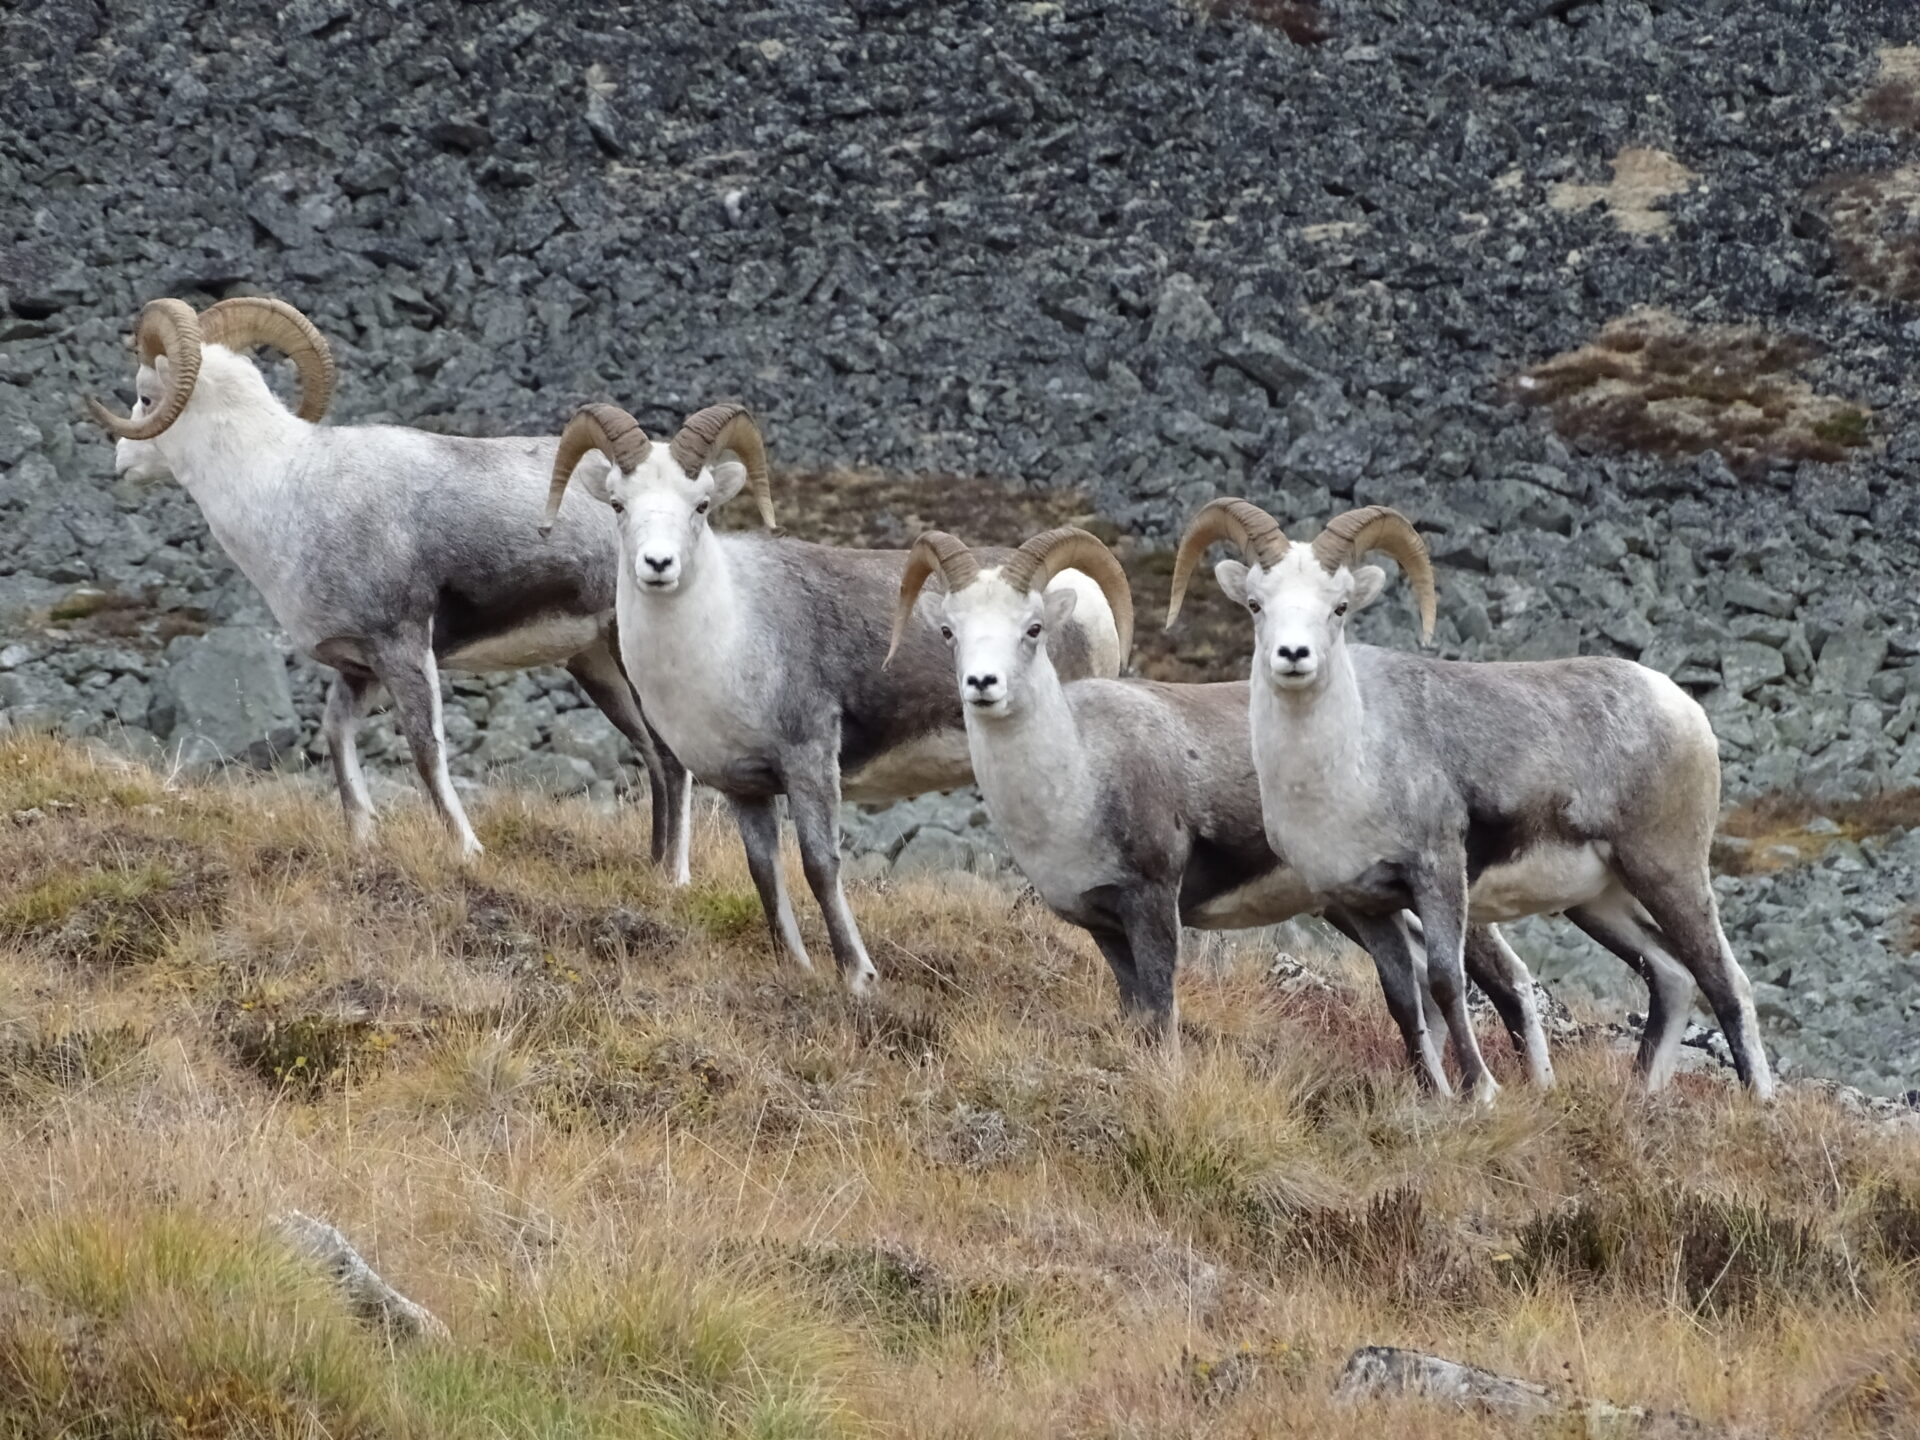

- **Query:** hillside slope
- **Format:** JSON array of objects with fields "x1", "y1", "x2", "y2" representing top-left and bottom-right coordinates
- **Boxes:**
[{"x1": 0, "y1": 734, "x2": 1917, "y2": 1437}]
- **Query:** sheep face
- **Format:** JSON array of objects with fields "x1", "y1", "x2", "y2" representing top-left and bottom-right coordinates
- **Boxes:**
[
  {"x1": 604, "y1": 453, "x2": 749, "y2": 594},
  {"x1": 1214, "y1": 547, "x2": 1385, "y2": 692},
  {"x1": 110, "y1": 359, "x2": 179, "y2": 483},
  {"x1": 938, "y1": 572, "x2": 1080, "y2": 719}
]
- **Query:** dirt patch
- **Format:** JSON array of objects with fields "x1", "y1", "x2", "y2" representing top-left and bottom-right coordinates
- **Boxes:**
[
  {"x1": 1548, "y1": 147, "x2": 1698, "y2": 237},
  {"x1": 1818, "y1": 164, "x2": 1920, "y2": 303},
  {"x1": 1514, "y1": 307, "x2": 1872, "y2": 479},
  {"x1": 1849, "y1": 46, "x2": 1920, "y2": 131}
]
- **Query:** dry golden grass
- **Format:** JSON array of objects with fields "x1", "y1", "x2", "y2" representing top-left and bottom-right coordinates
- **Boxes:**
[
  {"x1": 1515, "y1": 307, "x2": 1872, "y2": 480},
  {"x1": 1717, "y1": 789, "x2": 1920, "y2": 878},
  {"x1": 0, "y1": 732, "x2": 1916, "y2": 1437}
]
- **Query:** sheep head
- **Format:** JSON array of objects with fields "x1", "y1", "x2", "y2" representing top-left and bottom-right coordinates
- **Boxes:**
[
  {"x1": 543, "y1": 401, "x2": 773, "y2": 593},
  {"x1": 85, "y1": 295, "x2": 335, "y2": 444},
  {"x1": 891, "y1": 526, "x2": 1134, "y2": 720},
  {"x1": 1170, "y1": 498, "x2": 1434, "y2": 693}
]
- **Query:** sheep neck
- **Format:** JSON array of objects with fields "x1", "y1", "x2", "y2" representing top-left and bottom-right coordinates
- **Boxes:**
[
  {"x1": 617, "y1": 529, "x2": 750, "y2": 744},
  {"x1": 161, "y1": 406, "x2": 308, "y2": 600},
  {"x1": 965, "y1": 652, "x2": 1095, "y2": 879},
  {"x1": 1250, "y1": 642, "x2": 1373, "y2": 884}
]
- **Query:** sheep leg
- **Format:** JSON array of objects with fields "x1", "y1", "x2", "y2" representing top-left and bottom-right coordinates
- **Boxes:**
[
  {"x1": 1410, "y1": 859, "x2": 1498, "y2": 1103},
  {"x1": 1087, "y1": 927, "x2": 1146, "y2": 1015},
  {"x1": 1336, "y1": 909, "x2": 1452, "y2": 1096},
  {"x1": 1569, "y1": 894, "x2": 1700, "y2": 1093},
  {"x1": 730, "y1": 795, "x2": 812, "y2": 972},
  {"x1": 322, "y1": 669, "x2": 379, "y2": 848},
  {"x1": 1117, "y1": 889, "x2": 1182, "y2": 1056},
  {"x1": 370, "y1": 636, "x2": 482, "y2": 860},
  {"x1": 565, "y1": 642, "x2": 692, "y2": 883},
  {"x1": 1463, "y1": 924, "x2": 1555, "y2": 1088},
  {"x1": 786, "y1": 763, "x2": 878, "y2": 996},
  {"x1": 1608, "y1": 863, "x2": 1773, "y2": 1101}
]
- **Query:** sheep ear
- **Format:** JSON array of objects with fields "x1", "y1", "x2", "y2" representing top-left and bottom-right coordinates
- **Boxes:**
[
  {"x1": 711, "y1": 459, "x2": 748, "y2": 506},
  {"x1": 1042, "y1": 586, "x2": 1078, "y2": 630},
  {"x1": 573, "y1": 454, "x2": 616, "y2": 506},
  {"x1": 1350, "y1": 564, "x2": 1387, "y2": 610},
  {"x1": 1214, "y1": 558, "x2": 1250, "y2": 607}
]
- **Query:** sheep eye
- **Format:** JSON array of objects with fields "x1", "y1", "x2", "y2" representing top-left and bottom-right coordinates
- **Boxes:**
[
  {"x1": 1334, "y1": 602, "x2": 1349, "y2": 617},
  {"x1": 608, "y1": 500, "x2": 625, "y2": 515},
  {"x1": 695, "y1": 500, "x2": 710, "y2": 515},
  {"x1": 1026, "y1": 623, "x2": 1042, "y2": 639},
  {"x1": 939, "y1": 625, "x2": 953, "y2": 641},
  {"x1": 1246, "y1": 600, "x2": 1261, "y2": 614}
]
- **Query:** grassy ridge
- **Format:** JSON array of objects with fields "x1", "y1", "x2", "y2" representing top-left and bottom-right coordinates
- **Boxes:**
[{"x1": 0, "y1": 733, "x2": 1914, "y2": 1437}]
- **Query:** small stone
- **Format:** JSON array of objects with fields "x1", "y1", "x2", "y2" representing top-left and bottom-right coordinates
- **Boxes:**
[
  {"x1": 1722, "y1": 641, "x2": 1786, "y2": 695},
  {"x1": 1815, "y1": 629, "x2": 1890, "y2": 694}
]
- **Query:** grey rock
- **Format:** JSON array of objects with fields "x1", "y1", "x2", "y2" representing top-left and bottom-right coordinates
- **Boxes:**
[
  {"x1": 1148, "y1": 273, "x2": 1221, "y2": 345},
  {"x1": 893, "y1": 826, "x2": 983, "y2": 877},
  {"x1": 1721, "y1": 642, "x2": 1785, "y2": 696},
  {"x1": 148, "y1": 627, "x2": 299, "y2": 768},
  {"x1": 1815, "y1": 629, "x2": 1889, "y2": 695},
  {"x1": 547, "y1": 707, "x2": 625, "y2": 779},
  {"x1": 489, "y1": 752, "x2": 599, "y2": 796}
]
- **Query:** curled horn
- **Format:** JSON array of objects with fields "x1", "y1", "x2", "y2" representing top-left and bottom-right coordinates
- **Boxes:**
[
  {"x1": 669, "y1": 403, "x2": 775, "y2": 530},
  {"x1": 198, "y1": 296, "x2": 336, "y2": 422},
  {"x1": 84, "y1": 298, "x2": 203, "y2": 441},
  {"x1": 1166, "y1": 498, "x2": 1289, "y2": 629},
  {"x1": 1311, "y1": 506, "x2": 1436, "y2": 644},
  {"x1": 999, "y1": 526, "x2": 1135, "y2": 666},
  {"x1": 887, "y1": 531, "x2": 979, "y2": 667},
  {"x1": 543, "y1": 403, "x2": 651, "y2": 536}
]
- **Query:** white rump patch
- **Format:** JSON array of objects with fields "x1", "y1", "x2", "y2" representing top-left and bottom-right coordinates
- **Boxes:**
[
  {"x1": 1467, "y1": 842, "x2": 1613, "y2": 924},
  {"x1": 1185, "y1": 868, "x2": 1320, "y2": 931},
  {"x1": 443, "y1": 617, "x2": 602, "y2": 672},
  {"x1": 842, "y1": 731, "x2": 975, "y2": 804}
]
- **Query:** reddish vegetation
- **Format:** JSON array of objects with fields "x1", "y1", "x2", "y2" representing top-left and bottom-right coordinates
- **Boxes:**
[
  {"x1": 1199, "y1": 0, "x2": 1332, "y2": 47},
  {"x1": 1516, "y1": 309, "x2": 1872, "y2": 479}
]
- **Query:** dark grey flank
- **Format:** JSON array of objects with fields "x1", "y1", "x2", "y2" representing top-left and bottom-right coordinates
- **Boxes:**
[{"x1": 302, "y1": 432, "x2": 686, "y2": 865}]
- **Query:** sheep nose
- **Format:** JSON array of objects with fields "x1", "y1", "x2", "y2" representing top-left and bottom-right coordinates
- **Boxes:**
[
  {"x1": 964, "y1": 673, "x2": 999, "y2": 693},
  {"x1": 642, "y1": 553, "x2": 674, "y2": 574},
  {"x1": 1275, "y1": 644, "x2": 1311, "y2": 664}
]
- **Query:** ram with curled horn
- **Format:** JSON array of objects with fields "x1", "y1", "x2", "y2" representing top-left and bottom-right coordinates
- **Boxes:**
[
  {"x1": 1169, "y1": 496, "x2": 1775, "y2": 1102},
  {"x1": 894, "y1": 523, "x2": 1552, "y2": 1080},
  {"x1": 544, "y1": 403, "x2": 1127, "y2": 995},
  {"x1": 84, "y1": 295, "x2": 693, "y2": 873}
]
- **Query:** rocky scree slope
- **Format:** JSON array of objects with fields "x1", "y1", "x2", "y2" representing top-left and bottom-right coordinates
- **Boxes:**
[{"x1": 1, "y1": 0, "x2": 1918, "y2": 1089}]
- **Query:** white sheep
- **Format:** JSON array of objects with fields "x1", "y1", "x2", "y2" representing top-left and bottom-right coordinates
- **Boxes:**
[
  {"x1": 86, "y1": 297, "x2": 692, "y2": 868},
  {"x1": 542, "y1": 403, "x2": 1123, "y2": 994},
  {"x1": 1169, "y1": 498, "x2": 1772, "y2": 1101},
  {"x1": 890, "y1": 524, "x2": 1555, "y2": 1087}
]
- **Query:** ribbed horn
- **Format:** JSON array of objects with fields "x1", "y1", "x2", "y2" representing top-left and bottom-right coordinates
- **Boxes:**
[
  {"x1": 1311, "y1": 506, "x2": 1436, "y2": 644},
  {"x1": 999, "y1": 526, "x2": 1135, "y2": 667},
  {"x1": 84, "y1": 299, "x2": 203, "y2": 441},
  {"x1": 887, "y1": 531, "x2": 979, "y2": 668},
  {"x1": 542, "y1": 403, "x2": 651, "y2": 537},
  {"x1": 197, "y1": 296, "x2": 336, "y2": 422},
  {"x1": 1166, "y1": 498, "x2": 1289, "y2": 628},
  {"x1": 668, "y1": 403, "x2": 775, "y2": 530}
]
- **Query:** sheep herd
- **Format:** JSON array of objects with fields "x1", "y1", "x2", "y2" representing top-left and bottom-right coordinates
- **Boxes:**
[{"x1": 85, "y1": 295, "x2": 1773, "y2": 1104}]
